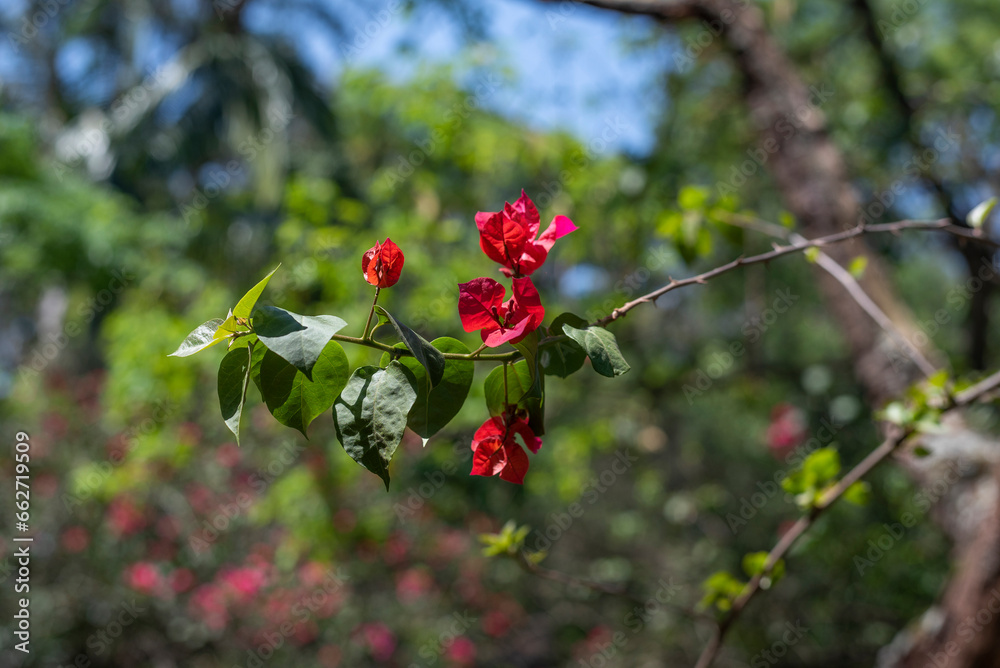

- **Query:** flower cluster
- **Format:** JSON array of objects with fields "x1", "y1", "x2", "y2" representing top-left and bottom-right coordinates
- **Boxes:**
[{"x1": 460, "y1": 190, "x2": 577, "y2": 484}]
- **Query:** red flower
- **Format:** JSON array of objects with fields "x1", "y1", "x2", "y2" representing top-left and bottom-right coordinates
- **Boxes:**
[
  {"x1": 458, "y1": 277, "x2": 545, "y2": 347},
  {"x1": 361, "y1": 238, "x2": 404, "y2": 288},
  {"x1": 471, "y1": 414, "x2": 542, "y2": 485},
  {"x1": 475, "y1": 190, "x2": 577, "y2": 277}
]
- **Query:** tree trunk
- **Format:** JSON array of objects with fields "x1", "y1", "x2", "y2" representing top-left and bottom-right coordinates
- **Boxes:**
[{"x1": 575, "y1": 1, "x2": 1000, "y2": 665}]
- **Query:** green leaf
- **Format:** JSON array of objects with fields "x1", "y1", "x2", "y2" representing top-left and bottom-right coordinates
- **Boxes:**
[
  {"x1": 699, "y1": 571, "x2": 745, "y2": 612},
  {"x1": 742, "y1": 552, "x2": 785, "y2": 585},
  {"x1": 803, "y1": 447, "x2": 841, "y2": 485},
  {"x1": 803, "y1": 247, "x2": 820, "y2": 263},
  {"x1": 251, "y1": 305, "x2": 347, "y2": 379},
  {"x1": 541, "y1": 313, "x2": 587, "y2": 378},
  {"x1": 848, "y1": 256, "x2": 868, "y2": 279},
  {"x1": 170, "y1": 318, "x2": 225, "y2": 357},
  {"x1": 254, "y1": 341, "x2": 349, "y2": 437},
  {"x1": 843, "y1": 481, "x2": 871, "y2": 506},
  {"x1": 234, "y1": 265, "x2": 280, "y2": 319},
  {"x1": 483, "y1": 361, "x2": 545, "y2": 435},
  {"x1": 218, "y1": 342, "x2": 253, "y2": 443},
  {"x1": 380, "y1": 337, "x2": 474, "y2": 439},
  {"x1": 512, "y1": 329, "x2": 542, "y2": 400},
  {"x1": 332, "y1": 361, "x2": 418, "y2": 490},
  {"x1": 967, "y1": 197, "x2": 997, "y2": 229},
  {"x1": 561, "y1": 324, "x2": 631, "y2": 377},
  {"x1": 374, "y1": 306, "x2": 446, "y2": 388}
]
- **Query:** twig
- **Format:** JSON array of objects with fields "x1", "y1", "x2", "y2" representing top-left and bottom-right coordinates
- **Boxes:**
[
  {"x1": 692, "y1": 367, "x2": 1000, "y2": 668},
  {"x1": 596, "y1": 218, "x2": 999, "y2": 327},
  {"x1": 716, "y1": 211, "x2": 939, "y2": 378}
]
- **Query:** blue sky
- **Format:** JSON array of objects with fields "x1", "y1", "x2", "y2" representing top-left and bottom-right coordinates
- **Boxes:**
[{"x1": 252, "y1": 0, "x2": 670, "y2": 156}]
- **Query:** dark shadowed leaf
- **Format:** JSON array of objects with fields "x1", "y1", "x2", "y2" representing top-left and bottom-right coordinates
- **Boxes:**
[{"x1": 332, "y1": 361, "x2": 418, "y2": 490}]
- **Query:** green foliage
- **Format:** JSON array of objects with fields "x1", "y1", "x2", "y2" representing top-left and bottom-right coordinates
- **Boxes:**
[
  {"x1": 561, "y1": 324, "x2": 631, "y2": 377},
  {"x1": 700, "y1": 571, "x2": 746, "y2": 612},
  {"x1": 254, "y1": 341, "x2": 349, "y2": 437},
  {"x1": 332, "y1": 362, "x2": 419, "y2": 490},
  {"x1": 251, "y1": 306, "x2": 348, "y2": 379},
  {"x1": 781, "y1": 447, "x2": 842, "y2": 509},
  {"x1": 380, "y1": 338, "x2": 475, "y2": 440},
  {"x1": 218, "y1": 341, "x2": 254, "y2": 443},
  {"x1": 374, "y1": 306, "x2": 446, "y2": 388},
  {"x1": 541, "y1": 313, "x2": 588, "y2": 378}
]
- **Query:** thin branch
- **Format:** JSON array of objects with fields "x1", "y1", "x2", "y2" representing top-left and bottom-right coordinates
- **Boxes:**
[
  {"x1": 716, "y1": 211, "x2": 939, "y2": 378},
  {"x1": 693, "y1": 367, "x2": 1000, "y2": 668},
  {"x1": 596, "y1": 218, "x2": 999, "y2": 327}
]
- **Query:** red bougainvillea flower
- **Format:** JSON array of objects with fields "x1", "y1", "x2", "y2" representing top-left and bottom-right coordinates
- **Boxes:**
[
  {"x1": 476, "y1": 190, "x2": 578, "y2": 277},
  {"x1": 471, "y1": 413, "x2": 542, "y2": 485},
  {"x1": 361, "y1": 238, "x2": 404, "y2": 288},
  {"x1": 458, "y1": 276, "x2": 545, "y2": 347}
]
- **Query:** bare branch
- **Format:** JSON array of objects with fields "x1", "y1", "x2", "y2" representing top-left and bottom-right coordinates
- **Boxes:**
[{"x1": 693, "y1": 367, "x2": 1000, "y2": 668}]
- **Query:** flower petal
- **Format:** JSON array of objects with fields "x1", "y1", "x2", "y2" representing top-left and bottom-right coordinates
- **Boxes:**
[
  {"x1": 506, "y1": 190, "x2": 541, "y2": 239},
  {"x1": 476, "y1": 211, "x2": 527, "y2": 271},
  {"x1": 510, "y1": 277, "x2": 545, "y2": 331},
  {"x1": 471, "y1": 436, "x2": 507, "y2": 477},
  {"x1": 498, "y1": 443, "x2": 529, "y2": 484},
  {"x1": 510, "y1": 418, "x2": 542, "y2": 454},
  {"x1": 458, "y1": 278, "x2": 505, "y2": 333}
]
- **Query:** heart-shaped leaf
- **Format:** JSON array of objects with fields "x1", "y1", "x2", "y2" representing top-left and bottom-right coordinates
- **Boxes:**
[
  {"x1": 374, "y1": 306, "x2": 446, "y2": 387},
  {"x1": 380, "y1": 337, "x2": 474, "y2": 439},
  {"x1": 171, "y1": 318, "x2": 225, "y2": 357},
  {"x1": 218, "y1": 342, "x2": 254, "y2": 443},
  {"x1": 332, "y1": 361, "x2": 418, "y2": 490},
  {"x1": 561, "y1": 324, "x2": 631, "y2": 377},
  {"x1": 541, "y1": 313, "x2": 587, "y2": 378},
  {"x1": 252, "y1": 305, "x2": 347, "y2": 379},
  {"x1": 254, "y1": 340, "x2": 349, "y2": 437}
]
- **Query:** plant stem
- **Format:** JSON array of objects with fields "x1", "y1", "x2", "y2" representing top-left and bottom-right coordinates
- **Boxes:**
[{"x1": 361, "y1": 287, "x2": 381, "y2": 341}]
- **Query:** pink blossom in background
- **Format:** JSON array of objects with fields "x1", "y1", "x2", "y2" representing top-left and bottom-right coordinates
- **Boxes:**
[
  {"x1": 107, "y1": 497, "x2": 146, "y2": 536},
  {"x1": 446, "y1": 636, "x2": 477, "y2": 665},
  {"x1": 766, "y1": 403, "x2": 807, "y2": 458},
  {"x1": 359, "y1": 622, "x2": 396, "y2": 662},
  {"x1": 125, "y1": 562, "x2": 162, "y2": 595},
  {"x1": 395, "y1": 568, "x2": 434, "y2": 604},
  {"x1": 61, "y1": 526, "x2": 89, "y2": 553},
  {"x1": 189, "y1": 584, "x2": 228, "y2": 631},
  {"x1": 317, "y1": 644, "x2": 342, "y2": 667},
  {"x1": 215, "y1": 441, "x2": 241, "y2": 467},
  {"x1": 220, "y1": 566, "x2": 267, "y2": 603},
  {"x1": 171, "y1": 568, "x2": 196, "y2": 594}
]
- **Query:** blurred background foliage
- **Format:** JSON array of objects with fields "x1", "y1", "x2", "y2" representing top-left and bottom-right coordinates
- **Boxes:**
[{"x1": 0, "y1": 0, "x2": 998, "y2": 666}]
